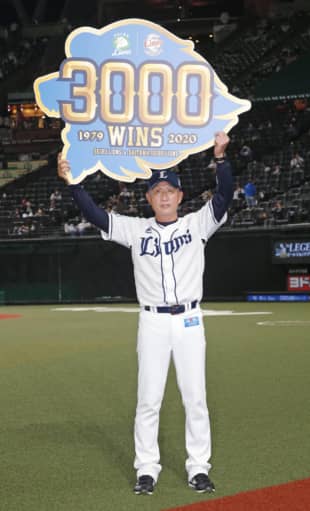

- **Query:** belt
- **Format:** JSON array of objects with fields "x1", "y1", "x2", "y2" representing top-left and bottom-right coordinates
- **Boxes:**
[{"x1": 144, "y1": 300, "x2": 198, "y2": 315}]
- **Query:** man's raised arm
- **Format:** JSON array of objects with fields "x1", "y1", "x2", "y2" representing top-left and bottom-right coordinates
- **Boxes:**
[
  {"x1": 211, "y1": 132, "x2": 234, "y2": 222},
  {"x1": 57, "y1": 154, "x2": 109, "y2": 233}
]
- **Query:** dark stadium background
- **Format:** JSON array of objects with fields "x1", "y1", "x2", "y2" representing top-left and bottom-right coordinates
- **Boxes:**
[
  {"x1": 0, "y1": 4, "x2": 310, "y2": 511},
  {"x1": 0, "y1": 0, "x2": 309, "y2": 304}
]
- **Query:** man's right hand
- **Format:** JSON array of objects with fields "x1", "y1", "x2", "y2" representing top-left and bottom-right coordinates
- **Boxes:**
[{"x1": 57, "y1": 152, "x2": 72, "y2": 184}]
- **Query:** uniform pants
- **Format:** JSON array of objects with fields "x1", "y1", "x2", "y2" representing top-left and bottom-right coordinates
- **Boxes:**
[{"x1": 134, "y1": 307, "x2": 212, "y2": 482}]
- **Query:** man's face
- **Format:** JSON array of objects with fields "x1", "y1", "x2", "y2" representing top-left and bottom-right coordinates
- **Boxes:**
[{"x1": 146, "y1": 181, "x2": 183, "y2": 222}]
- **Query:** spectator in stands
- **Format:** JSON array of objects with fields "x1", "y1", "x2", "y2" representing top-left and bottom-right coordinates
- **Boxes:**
[
  {"x1": 76, "y1": 217, "x2": 91, "y2": 235},
  {"x1": 258, "y1": 188, "x2": 267, "y2": 201},
  {"x1": 294, "y1": 99, "x2": 307, "y2": 112},
  {"x1": 127, "y1": 200, "x2": 138, "y2": 216},
  {"x1": 231, "y1": 183, "x2": 245, "y2": 214},
  {"x1": 105, "y1": 194, "x2": 119, "y2": 213},
  {"x1": 50, "y1": 189, "x2": 62, "y2": 203},
  {"x1": 232, "y1": 184, "x2": 244, "y2": 208},
  {"x1": 20, "y1": 196, "x2": 27, "y2": 208},
  {"x1": 290, "y1": 152, "x2": 304, "y2": 185},
  {"x1": 64, "y1": 219, "x2": 78, "y2": 236},
  {"x1": 16, "y1": 223, "x2": 29, "y2": 236},
  {"x1": 287, "y1": 204, "x2": 297, "y2": 224},
  {"x1": 298, "y1": 205, "x2": 310, "y2": 223},
  {"x1": 244, "y1": 180, "x2": 257, "y2": 208},
  {"x1": 271, "y1": 200, "x2": 287, "y2": 223},
  {"x1": 50, "y1": 189, "x2": 62, "y2": 210},
  {"x1": 22, "y1": 201, "x2": 34, "y2": 217},
  {"x1": 272, "y1": 164, "x2": 281, "y2": 176},
  {"x1": 233, "y1": 183, "x2": 244, "y2": 201},
  {"x1": 263, "y1": 163, "x2": 271, "y2": 175},
  {"x1": 239, "y1": 144, "x2": 253, "y2": 162},
  {"x1": 286, "y1": 122, "x2": 297, "y2": 139},
  {"x1": 119, "y1": 184, "x2": 130, "y2": 198},
  {"x1": 34, "y1": 206, "x2": 45, "y2": 217},
  {"x1": 290, "y1": 152, "x2": 304, "y2": 170},
  {"x1": 255, "y1": 208, "x2": 268, "y2": 227},
  {"x1": 19, "y1": 153, "x2": 30, "y2": 162},
  {"x1": 118, "y1": 184, "x2": 131, "y2": 211}
]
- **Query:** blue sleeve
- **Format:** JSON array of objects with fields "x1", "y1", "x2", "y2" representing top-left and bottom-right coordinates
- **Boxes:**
[
  {"x1": 69, "y1": 185, "x2": 109, "y2": 233},
  {"x1": 211, "y1": 160, "x2": 234, "y2": 222}
]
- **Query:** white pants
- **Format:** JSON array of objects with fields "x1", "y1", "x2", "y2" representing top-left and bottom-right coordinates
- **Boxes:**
[{"x1": 134, "y1": 307, "x2": 211, "y2": 482}]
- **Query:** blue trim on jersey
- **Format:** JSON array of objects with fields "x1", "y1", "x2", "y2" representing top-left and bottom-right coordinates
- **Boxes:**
[
  {"x1": 155, "y1": 219, "x2": 178, "y2": 228},
  {"x1": 150, "y1": 226, "x2": 167, "y2": 304},
  {"x1": 208, "y1": 200, "x2": 218, "y2": 225},
  {"x1": 170, "y1": 228, "x2": 179, "y2": 304},
  {"x1": 110, "y1": 212, "x2": 113, "y2": 239}
]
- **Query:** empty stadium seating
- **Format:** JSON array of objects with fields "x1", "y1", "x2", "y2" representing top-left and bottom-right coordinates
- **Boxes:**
[{"x1": 0, "y1": 10, "x2": 310, "y2": 238}]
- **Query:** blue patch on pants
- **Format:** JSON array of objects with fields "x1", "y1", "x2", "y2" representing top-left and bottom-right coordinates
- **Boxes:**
[{"x1": 184, "y1": 316, "x2": 199, "y2": 327}]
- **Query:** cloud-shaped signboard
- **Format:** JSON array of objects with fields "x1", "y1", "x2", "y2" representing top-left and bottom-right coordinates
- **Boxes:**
[{"x1": 34, "y1": 18, "x2": 251, "y2": 184}]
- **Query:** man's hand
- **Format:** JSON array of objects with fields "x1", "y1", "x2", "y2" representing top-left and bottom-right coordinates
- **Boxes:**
[
  {"x1": 214, "y1": 131, "x2": 230, "y2": 158},
  {"x1": 57, "y1": 153, "x2": 73, "y2": 184}
]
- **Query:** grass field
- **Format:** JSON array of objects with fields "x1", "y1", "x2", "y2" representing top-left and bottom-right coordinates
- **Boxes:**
[{"x1": 0, "y1": 302, "x2": 309, "y2": 511}]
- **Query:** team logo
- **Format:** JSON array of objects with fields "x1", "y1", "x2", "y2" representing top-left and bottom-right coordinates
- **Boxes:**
[
  {"x1": 112, "y1": 32, "x2": 131, "y2": 56},
  {"x1": 276, "y1": 244, "x2": 288, "y2": 258},
  {"x1": 33, "y1": 19, "x2": 251, "y2": 184},
  {"x1": 144, "y1": 33, "x2": 163, "y2": 56},
  {"x1": 184, "y1": 317, "x2": 200, "y2": 327}
]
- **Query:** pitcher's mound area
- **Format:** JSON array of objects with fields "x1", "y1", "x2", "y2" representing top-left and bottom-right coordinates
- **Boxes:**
[
  {"x1": 0, "y1": 314, "x2": 22, "y2": 320},
  {"x1": 167, "y1": 478, "x2": 310, "y2": 511}
]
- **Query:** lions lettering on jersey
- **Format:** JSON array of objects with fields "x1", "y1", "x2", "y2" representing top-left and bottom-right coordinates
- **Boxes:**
[{"x1": 140, "y1": 229, "x2": 192, "y2": 257}]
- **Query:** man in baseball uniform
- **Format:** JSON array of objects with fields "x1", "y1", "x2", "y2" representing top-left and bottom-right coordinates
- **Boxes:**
[{"x1": 58, "y1": 131, "x2": 233, "y2": 495}]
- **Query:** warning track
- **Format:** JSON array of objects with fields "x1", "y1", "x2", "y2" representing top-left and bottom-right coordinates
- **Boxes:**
[{"x1": 165, "y1": 478, "x2": 310, "y2": 511}]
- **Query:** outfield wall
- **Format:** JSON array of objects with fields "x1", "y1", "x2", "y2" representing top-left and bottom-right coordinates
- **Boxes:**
[{"x1": 0, "y1": 227, "x2": 308, "y2": 304}]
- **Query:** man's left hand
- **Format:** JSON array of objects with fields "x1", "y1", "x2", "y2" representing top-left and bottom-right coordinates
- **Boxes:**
[{"x1": 214, "y1": 132, "x2": 230, "y2": 158}]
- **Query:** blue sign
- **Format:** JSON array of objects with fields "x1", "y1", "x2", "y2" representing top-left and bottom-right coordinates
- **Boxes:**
[
  {"x1": 273, "y1": 241, "x2": 310, "y2": 263},
  {"x1": 34, "y1": 19, "x2": 251, "y2": 184},
  {"x1": 247, "y1": 294, "x2": 310, "y2": 302}
]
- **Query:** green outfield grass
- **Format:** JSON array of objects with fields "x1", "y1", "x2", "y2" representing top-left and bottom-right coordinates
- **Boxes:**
[{"x1": 0, "y1": 303, "x2": 309, "y2": 511}]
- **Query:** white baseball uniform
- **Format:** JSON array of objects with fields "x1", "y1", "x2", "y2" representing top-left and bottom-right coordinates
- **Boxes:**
[{"x1": 101, "y1": 200, "x2": 227, "y2": 482}]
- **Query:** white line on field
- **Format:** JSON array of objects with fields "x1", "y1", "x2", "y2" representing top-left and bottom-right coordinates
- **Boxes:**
[
  {"x1": 257, "y1": 320, "x2": 310, "y2": 327},
  {"x1": 51, "y1": 307, "x2": 273, "y2": 317}
]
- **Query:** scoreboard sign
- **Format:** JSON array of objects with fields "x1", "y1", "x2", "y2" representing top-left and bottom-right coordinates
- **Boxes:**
[
  {"x1": 287, "y1": 275, "x2": 310, "y2": 291},
  {"x1": 34, "y1": 18, "x2": 251, "y2": 184}
]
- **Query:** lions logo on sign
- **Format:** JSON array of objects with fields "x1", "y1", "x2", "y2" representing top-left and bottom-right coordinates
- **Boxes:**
[
  {"x1": 113, "y1": 33, "x2": 131, "y2": 56},
  {"x1": 34, "y1": 18, "x2": 251, "y2": 184}
]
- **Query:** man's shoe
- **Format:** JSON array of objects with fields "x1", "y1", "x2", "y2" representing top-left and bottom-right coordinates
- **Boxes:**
[
  {"x1": 134, "y1": 475, "x2": 155, "y2": 495},
  {"x1": 189, "y1": 473, "x2": 215, "y2": 493}
]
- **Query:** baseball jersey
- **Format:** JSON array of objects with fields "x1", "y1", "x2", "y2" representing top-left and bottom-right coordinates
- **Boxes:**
[{"x1": 101, "y1": 202, "x2": 226, "y2": 306}]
